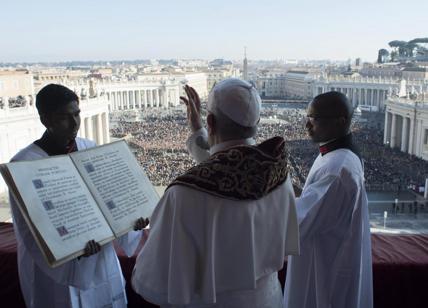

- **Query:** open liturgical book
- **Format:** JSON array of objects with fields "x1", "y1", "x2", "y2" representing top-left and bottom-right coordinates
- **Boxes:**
[{"x1": 0, "y1": 140, "x2": 159, "y2": 268}]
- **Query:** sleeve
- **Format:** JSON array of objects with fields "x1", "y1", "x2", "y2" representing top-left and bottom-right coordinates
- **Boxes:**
[
  {"x1": 114, "y1": 230, "x2": 142, "y2": 257},
  {"x1": 10, "y1": 194, "x2": 99, "y2": 290},
  {"x1": 296, "y1": 174, "x2": 346, "y2": 241},
  {"x1": 283, "y1": 176, "x2": 300, "y2": 256},
  {"x1": 131, "y1": 189, "x2": 200, "y2": 306},
  {"x1": 185, "y1": 128, "x2": 210, "y2": 164}
]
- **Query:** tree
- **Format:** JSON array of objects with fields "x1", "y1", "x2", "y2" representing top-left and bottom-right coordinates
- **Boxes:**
[
  {"x1": 377, "y1": 49, "x2": 389, "y2": 63},
  {"x1": 388, "y1": 40, "x2": 408, "y2": 58}
]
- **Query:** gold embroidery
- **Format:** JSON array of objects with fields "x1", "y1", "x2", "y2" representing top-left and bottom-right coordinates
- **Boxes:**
[{"x1": 169, "y1": 137, "x2": 289, "y2": 200}]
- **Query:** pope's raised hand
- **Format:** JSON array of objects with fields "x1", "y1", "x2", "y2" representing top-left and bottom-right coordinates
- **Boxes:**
[{"x1": 180, "y1": 85, "x2": 203, "y2": 133}]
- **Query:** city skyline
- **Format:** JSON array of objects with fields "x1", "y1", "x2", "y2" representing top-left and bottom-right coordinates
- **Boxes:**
[{"x1": 1, "y1": 0, "x2": 427, "y2": 63}]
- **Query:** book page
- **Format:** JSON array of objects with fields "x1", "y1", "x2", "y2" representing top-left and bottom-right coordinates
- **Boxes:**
[
  {"x1": 70, "y1": 141, "x2": 159, "y2": 237},
  {"x1": 5, "y1": 156, "x2": 115, "y2": 263}
]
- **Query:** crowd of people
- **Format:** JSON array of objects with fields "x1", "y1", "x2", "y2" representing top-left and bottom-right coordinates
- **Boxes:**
[
  {"x1": 110, "y1": 106, "x2": 428, "y2": 191},
  {"x1": 111, "y1": 110, "x2": 194, "y2": 186}
]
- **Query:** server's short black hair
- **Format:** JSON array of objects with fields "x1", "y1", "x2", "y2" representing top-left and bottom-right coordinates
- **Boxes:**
[{"x1": 36, "y1": 84, "x2": 79, "y2": 115}]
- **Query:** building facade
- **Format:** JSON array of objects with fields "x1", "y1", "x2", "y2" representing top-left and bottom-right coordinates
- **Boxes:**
[
  {"x1": 256, "y1": 76, "x2": 287, "y2": 98},
  {"x1": 0, "y1": 70, "x2": 35, "y2": 107},
  {"x1": 206, "y1": 68, "x2": 240, "y2": 93},
  {"x1": 313, "y1": 75, "x2": 428, "y2": 112},
  {"x1": 284, "y1": 71, "x2": 313, "y2": 100}
]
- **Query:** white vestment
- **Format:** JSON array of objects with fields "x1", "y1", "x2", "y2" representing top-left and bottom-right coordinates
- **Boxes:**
[
  {"x1": 284, "y1": 149, "x2": 373, "y2": 308},
  {"x1": 10, "y1": 138, "x2": 142, "y2": 308},
  {"x1": 132, "y1": 131, "x2": 300, "y2": 308}
]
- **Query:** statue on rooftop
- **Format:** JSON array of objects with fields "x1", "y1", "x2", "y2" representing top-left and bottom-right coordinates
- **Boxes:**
[{"x1": 399, "y1": 79, "x2": 407, "y2": 98}]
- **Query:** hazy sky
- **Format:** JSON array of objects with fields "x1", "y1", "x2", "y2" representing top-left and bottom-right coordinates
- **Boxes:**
[{"x1": 1, "y1": 0, "x2": 427, "y2": 63}]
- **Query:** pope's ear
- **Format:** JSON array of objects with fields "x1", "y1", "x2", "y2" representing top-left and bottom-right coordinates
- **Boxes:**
[{"x1": 207, "y1": 113, "x2": 216, "y2": 135}]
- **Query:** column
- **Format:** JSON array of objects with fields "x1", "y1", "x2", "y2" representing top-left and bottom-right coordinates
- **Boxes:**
[
  {"x1": 117, "y1": 92, "x2": 121, "y2": 110},
  {"x1": 157, "y1": 89, "x2": 160, "y2": 107},
  {"x1": 375, "y1": 89, "x2": 379, "y2": 107},
  {"x1": 364, "y1": 89, "x2": 368, "y2": 105},
  {"x1": 77, "y1": 118, "x2": 86, "y2": 138},
  {"x1": 119, "y1": 91, "x2": 124, "y2": 110},
  {"x1": 164, "y1": 89, "x2": 168, "y2": 108},
  {"x1": 358, "y1": 89, "x2": 362, "y2": 106},
  {"x1": 155, "y1": 89, "x2": 159, "y2": 107},
  {"x1": 129, "y1": 90, "x2": 135, "y2": 109},
  {"x1": 401, "y1": 117, "x2": 409, "y2": 152},
  {"x1": 96, "y1": 113, "x2": 104, "y2": 145},
  {"x1": 85, "y1": 117, "x2": 93, "y2": 141},
  {"x1": 352, "y1": 88, "x2": 356, "y2": 106},
  {"x1": 135, "y1": 90, "x2": 140, "y2": 108},
  {"x1": 102, "y1": 112, "x2": 110, "y2": 144},
  {"x1": 148, "y1": 90, "x2": 153, "y2": 107},
  {"x1": 365, "y1": 89, "x2": 369, "y2": 105},
  {"x1": 160, "y1": 89, "x2": 163, "y2": 107},
  {"x1": 377, "y1": 90, "x2": 381, "y2": 109},
  {"x1": 127, "y1": 91, "x2": 131, "y2": 109},
  {"x1": 408, "y1": 117, "x2": 415, "y2": 155},
  {"x1": 110, "y1": 93, "x2": 115, "y2": 110},
  {"x1": 142, "y1": 90, "x2": 147, "y2": 108},
  {"x1": 370, "y1": 89, "x2": 374, "y2": 106},
  {"x1": 122, "y1": 91, "x2": 127, "y2": 109},
  {"x1": 390, "y1": 113, "x2": 397, "y2": 148},
  {"x1": 415, "y1": 120, "x2": 422, "y2": 156},
  {"x1": 384, "y1": 111, "x2": 390, "y2": 145}
]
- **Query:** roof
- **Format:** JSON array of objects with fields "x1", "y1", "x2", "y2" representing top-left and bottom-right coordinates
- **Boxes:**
[
  {"x1": 287, "y1": 70, "x2": 309, "y2": 75},
  {"x1": 402, "y1": 67, "x2": 427, "y2": 72}
]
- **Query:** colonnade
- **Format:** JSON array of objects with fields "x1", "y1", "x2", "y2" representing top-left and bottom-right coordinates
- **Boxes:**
[
  {"x1": 315, "y1": 86, "x2": 389, "y2": 110},
  {"x1": 384, "y1": 110, "x2": 415, "y2": 155},
  {"x1": 105, "y1": 88, "x2": 176, "y2": 111},
  {"x1": 78, "y1": 112, "x2": 110, "y2": 145}
]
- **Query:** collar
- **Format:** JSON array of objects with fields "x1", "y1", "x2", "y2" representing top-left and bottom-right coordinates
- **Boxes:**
[
  {"x1": 318, "y1": 133, "x2": 357, "y2": 157},
  {"x1": 319, "y1": 139, "x2": 336, "y2": 147},
  {"x1": 209, "y1": 138, "x2": 256, "y2": 155},
  {"x1": 34, "y1": 131, "x2": 78, "y2": 156}
]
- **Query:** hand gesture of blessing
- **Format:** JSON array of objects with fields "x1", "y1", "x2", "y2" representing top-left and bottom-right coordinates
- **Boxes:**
[{"x1": 180, "y1": 85, "x2": 203, "y2": 133}]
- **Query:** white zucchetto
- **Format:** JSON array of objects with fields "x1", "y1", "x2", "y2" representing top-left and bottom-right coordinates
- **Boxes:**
[{"x1": 207, "y1": 78, "x2": 261, "y2": 127}]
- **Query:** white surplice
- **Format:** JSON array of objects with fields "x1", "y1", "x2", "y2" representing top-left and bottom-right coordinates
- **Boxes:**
[
  {"x1": 284, "y1": 149, "x2": 373, "y2": 308},
  {"x1": 9, "y1": 138, "x2": 142, "y2": 308},
  {"x1": 131, "y1": 130, "x2": 300, "y2": 308}
]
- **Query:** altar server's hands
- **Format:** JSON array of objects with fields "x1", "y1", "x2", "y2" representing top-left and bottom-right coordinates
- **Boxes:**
[
  {"x1": 134, "y1": 217, "x2": 150, "y2": 231},
  {"x1": 82, "y1": 239, "x2": 101, "y2": 257}
]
